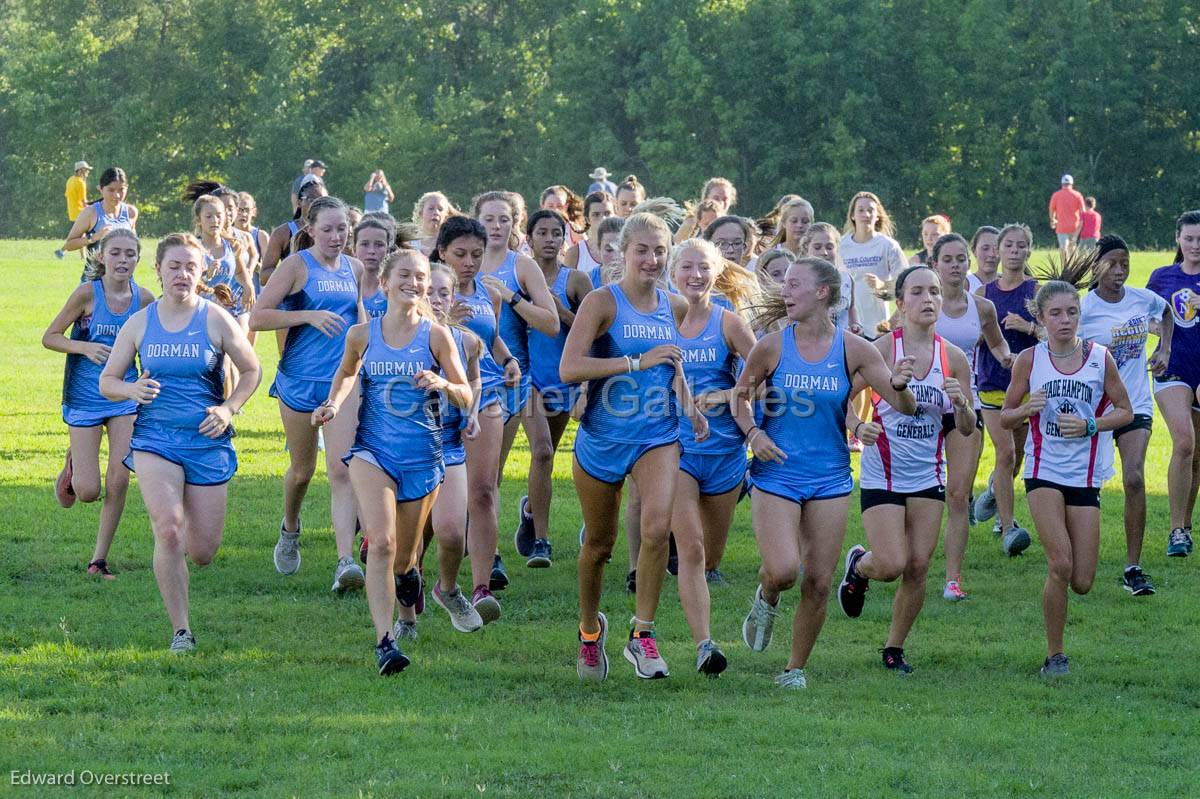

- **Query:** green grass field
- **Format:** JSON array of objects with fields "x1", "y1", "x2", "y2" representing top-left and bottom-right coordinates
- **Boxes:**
[{"x1": 1, "y1": 241, "x2": 1197, "y2": 797}]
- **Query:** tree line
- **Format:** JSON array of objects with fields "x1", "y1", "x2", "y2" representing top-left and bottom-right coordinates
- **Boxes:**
[{"x1": 2, "y1": 0, "x2": 1197, "y2": 248}]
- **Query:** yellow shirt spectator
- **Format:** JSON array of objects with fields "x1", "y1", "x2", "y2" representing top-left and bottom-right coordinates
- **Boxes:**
[{"x1": 65, "y1": 174, "x2": 88, "y2": 220}]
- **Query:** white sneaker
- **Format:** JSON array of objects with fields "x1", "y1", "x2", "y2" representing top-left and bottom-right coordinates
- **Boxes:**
[
  {"x1": 943, "y1": 580, "x2": 967, "y2": 601},
  {"x1": 393, "y1": 618, "x2": 418, "y2": 642},
  {"x1": 170, "y1": 629, "x2": 196, "y2": 653},
  {"x1": 973, "y1": 476, "x2": 997, "y2": 523},
  {"x1": 624, "y1": 630, "x2": 669, "y2": 679},
  {"x1": 431, "y1": 581, "x2": 483, "y2": 633},
  {"x1": 331, "y1": 556, "x2": 365, "y2": 593},
  {"x1": 775, "y1": 668, "x2": 807, "y2": 689},
  {"x1": 274, "y1": 522, "x2": 301, "y2": 575},
  {"x1": 742, "y1": 584, "x2": 779, "y2": 651}
]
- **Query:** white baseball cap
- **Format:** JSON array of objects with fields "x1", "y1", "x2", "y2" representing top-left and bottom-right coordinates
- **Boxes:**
[
  {"x1": 589, "y1": 167, "x2": 610, "y2": 180},
  {"x1": 74, "y1": 161, "x2": 92, "y2": 171},
  {"x1": 1061, "y1": 174, "x2": 1074, "y2": 184}
]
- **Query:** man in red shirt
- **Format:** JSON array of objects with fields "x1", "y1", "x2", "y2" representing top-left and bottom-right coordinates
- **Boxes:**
[
  {"x1": 1078, "y1": 197, "x2": 1102, "y2": 251},
  {"x1": 1048, "y1": 174, "x2": 1085, "y2": 259}
]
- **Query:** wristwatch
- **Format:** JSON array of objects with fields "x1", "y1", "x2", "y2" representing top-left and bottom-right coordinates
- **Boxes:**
[
  {"x1": 630, "y1": 355, "x2": 642, "y2": 372},
  {"x1": 508, "y1": 291, "x2": 527, "y2": 308}
]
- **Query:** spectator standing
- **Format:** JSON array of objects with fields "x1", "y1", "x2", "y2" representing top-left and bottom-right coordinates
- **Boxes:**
[
  {"x1": 363, "y1": 170, "x2": 394, "y2": 214},
  {"x1": 586, "y1": 167, "x2": 617, "y2": 197},
  {"x1": 1078, "y1": 197, "x2": 1102, "y2": 250},
  {"x1": 290, "y1": 159, "x2": 326, "y2": 211},
  {"x1": 1048, "y1": 174, "x2": 1085, "y2": 259},
  {"x1": 56, "y1": 161, "x2": 92, "y2": 259}
]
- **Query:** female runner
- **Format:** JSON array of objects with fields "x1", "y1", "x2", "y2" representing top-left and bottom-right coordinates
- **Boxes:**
[
  {"x1": 908, "y1": 214, "x2": 952, "y2": 265},
  {"x1": 1081, "y1": 235, "x2": 1171, "y2": 592},
  {"x1": 436, "y1": 216, "x2": 519, "y2": 620},
  {"x1": 562, "y1": 210, "x2": 708, "y2": 682},
  {"x1": 767, "y1": 199, "x2": 816, "y2": 259},
  {"x1": 1001, "y1": 270, "x2": 1132, "y2": 676},
  {"x1": 929, "y1": 233, "x2": 1012, "y2": 599},
  {"x1": 99, "y1": 233, "x2": 261, "y2": 650},
  {"x1": 563, "y1": 191, "x2": 614, "y2": 275},
  {"x1": 972, "y1": 224, "x2": 1039, "y2": 555},
  {"x1": 312, "y1": 249, "x2": 472, "y2": 674},
  {"x1": 354, "y1": 215, "x2": 396, "y2": 319},
  {"x1": 61, "y1": 167, "x2": 138, "y2": 261},
  {"x1": 837, "y1": 265, "x2": 976, "y2": 673},
  {"x1": 44, "y1": 230, "x2": 155, "y2": 577},
  {"x1": 967, "y1": 226, "x2": 1001, "y2": 293},
  {"x1": 413, "y1": 192, "x2": 455, "y2": 257},
  {"x1": 1148, "y1": 210, "x2": 1200, "y2": 557},
  {"x1": 613, "y1": 176, "x2": 646, "y2": 218},
  {"x1": 735, "y1": 256, "x2": 916, "y2": 689},
  {"x1": 514, "y1": 210, "x2": 593, "y2": 567},
  {"x1": 674, "y1": 177, "x2": 737, "y2": 243},
  {"x1": 250, "y1": 196, "x2": 367, "y2": 592},
  {"x1": 670, "y1": 238, "x2": 757, "y2": 674},
  {"x1": 193, "y1": 195, "x2": 255, "y2": 327}
]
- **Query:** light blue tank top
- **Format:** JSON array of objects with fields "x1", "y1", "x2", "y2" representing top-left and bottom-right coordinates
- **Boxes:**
[
  {"x1": 363, "y1": 287, "x2": 387, "y2": 318},
  {"x1": 354, "y1": 317, "x2": 441, "y2": 466},
  {"x1": 581, "y1": 284, "x2": 678, "y2": 443},
  {"x1": 86, "y1": 201, "x2": 132, "y2": 237},
  {"x1": 441, "y1": 327, "x2": 470, "y2": 443},
  {"x1": 135, "y1": 301, "x2": 227, "y2": 439},
  {"x1": 277, "y1": 250, "x2": 359, "y2": 381},
  {"x1": 205, "y1": 239, "x2": 246, "y2": 313},
  {"x1": 456, "y1": 277, "x2": 506, "y2": 391},
  {"x1": 492, "y1": 251, "x2": 529, "y2": 374},
  {"x1": 63, "y1": 280, "x2": 142, "y2": 416},
  {"x1": 678, "y1": 305, "x2": 742, "y2": 454},
  {"x1": 756, "y1": 324, "x2": 851, "y2": 481},
  {"x1": 528, "y1": 266, "x2": 573, "y2": 394}
]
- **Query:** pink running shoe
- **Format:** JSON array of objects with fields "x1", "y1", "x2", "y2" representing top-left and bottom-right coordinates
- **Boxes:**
[{"x1": 943, "y1": 580, "x2": 967, "y2": 601}]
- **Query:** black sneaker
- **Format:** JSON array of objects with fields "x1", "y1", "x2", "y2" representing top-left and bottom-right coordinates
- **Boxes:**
[
  {"x1": 626, "y1": 569, "x2": 637, "y2": 594},
  {"x1": 514, "y1": 495, "x2": 535, "y2": 557},
  {"x1": 881, "y1": 646, "x2": 913, "y2": 674},
  {"x1": 1040, "y1": 652, "x2": 1069, "y2": 678},
  {"x1": 1121, "y1": 565, "x2": 1156, "y2": 596},
  {"x1": 394, "y1": 568, "x2": 424, "y2": 612},
  {"x1": 527, "y1": 537, "x2": 552, "y2": 568},
  {"x1": 667, "y1": 534, "x2": 679, "y2": 576},
  {"x1": 490, "y1": 553, "x2": 509, "y2": 591},
  {"x1": 837, "y1": 545, "x2": 869, "y2": 618},
  {"x1": 375, "y1": 634, "x2": 410, "y2": 676},
  {"x1": 705, "y1": 568, "x2": 728, "y2": 586}
]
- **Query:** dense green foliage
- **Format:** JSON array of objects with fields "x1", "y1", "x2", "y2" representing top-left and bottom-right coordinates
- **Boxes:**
[{"x1": 2, "y1": 1, "x2": 1198, "y2": 245}]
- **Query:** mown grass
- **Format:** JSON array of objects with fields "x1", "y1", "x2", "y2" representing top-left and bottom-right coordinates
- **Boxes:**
[{"x1": 1, "y1": 240, "x2": 1197, "y2": 797}]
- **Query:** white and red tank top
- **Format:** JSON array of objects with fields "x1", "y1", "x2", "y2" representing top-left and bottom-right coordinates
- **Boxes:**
[
  {"x1": 860, "y1": 330, "x2": 953, "y2": 493},
  {"x1": 1023, "y1": 340, "x2": 1113, "y2": 488}
]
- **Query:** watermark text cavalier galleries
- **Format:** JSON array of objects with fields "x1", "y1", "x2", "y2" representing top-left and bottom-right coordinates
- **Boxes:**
[{"x1": 11, "y1": 770, "x2": 171, "y2": 787}]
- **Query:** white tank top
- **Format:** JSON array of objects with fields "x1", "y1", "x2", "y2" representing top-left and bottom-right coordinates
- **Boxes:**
[
  {"x1": 860, "y1": 331, "x2": 953, "y2": 492},
  {"x1": 1023, "y1": 341, "x2": 1113, "y2": 488},
  {"x1": 576, "y1": 239, "x2": 601, "y2": 275},
  {"x1": 936, "y1": 291, "x2": 982, "y2": 406}
]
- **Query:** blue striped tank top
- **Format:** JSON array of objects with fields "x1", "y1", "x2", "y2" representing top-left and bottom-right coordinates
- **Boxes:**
[
  {"x1": 277, "y1": 250, "x2": 359, "y2": 381},
  {"x1": 455, "y1": 277, "x2": 506, "y2": 392},
  {"x1": 354, "y1": 317, "x2": 442, "y2": 467},
  {"x1": 528, "y1": 266, "x2": 574, "y2": 395},
  {"x1": 678, "y1": 305, "x2": 743, "y2": 454},
  {"x1": 135, "y1": 300, "x2": 227, "y2": 441},
  {"x1": 63, "y1": 280, "x2": 142, "y2": 419}
]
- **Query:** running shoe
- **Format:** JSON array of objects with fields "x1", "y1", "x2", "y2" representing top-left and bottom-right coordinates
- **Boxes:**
[
  {"x1": 881, "y1": 646, "x2": 914, "y2": 674},
  {"x1": 973, "y1": 476, "x2": 997, "y2": 523},
  {"x1": 1040, "y1": 652, "x2": 1069, "y2": 678},
  {"x1": 431, "y1": 581, "x2": 483, "y2": 632},
  {"x1": 848, "y1": 435, "x2": 864, "y2": 453},
  {"x1": 1121, "y1": 566, "x2": 1156, "y2": 596},
  {"x1": 837, "y1": 545, "x2": 869, "y2": 618},
  {"x1": 274, "y1": 521, "x2": 301, "y2": 575},
  {"x1": 331, "y1": 556, "x2": 365, "y2": 593},
  {"x1": 775, "y1": 668, "x2": 807, "y2": 689},
  {"x1": 624, "y1": 630, "x2": 669, "y2": 679},
  {"x1": 992, "y1": 519, "x2": 1002, "y2": 537},
  {"x1": 514, "y1": 495, "x2": 535, "y2": 557},
  {"x1": 472, "y1": 585, "x2": 502, "y2": 624},
  {"x1": 358, "y1": 534, "x2": 369, "y2": 564},
  {"x1": 489, "y1": 553, "x2": 509, "y2": 590},
  {"x1": 705, "y1": 568, "x2": 728, "y2": 587},
  {"x1": 394, "y1": 568, "x2": 423, "y2": 609},
  {"x1": 626, "y1": 569, "x2": 637, "y2": 594},
  {"x1": 742, "y1": 584, "x2": 780, "y2": 651},
  {"x1": 943, "y1": 579, "x2": 967, "y2": 601},
  {"x1": 375, "y1": 634, "x2": 410, "y2": 676},
  {"x1": 1002, "y1": 523, "x2": 1032, "y2": 557},
  {"x1": 666, "y1": 534, "x2": 679, "y2": 576},
  {"x1": 696, "y1": 639, "x2": 727, "y2": 677},
  {"x1": 527, "y1": 538, "x2": 552, "y2": 568},
  {"x1": 1167, "y1": 527, "x2": 1190, "y2": 557},
  {"x1": 170, "y1": 629, "x2": 196, "y2": 654},
  {"x1": 577, "y1": 612, "x2": 608, "y2": 682},
  {"x1": 55, "y1": 449, "x2": 76, "y2": 508},
  {"x1": 54, "y1": 248, "x2": 65, "y2": 260},
  {"x1": 392, "y1": 618, "x2": 418, "y2": 642},
  {"x1": 87, "y1": 559, "x2": 115, "y2": 580}
]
